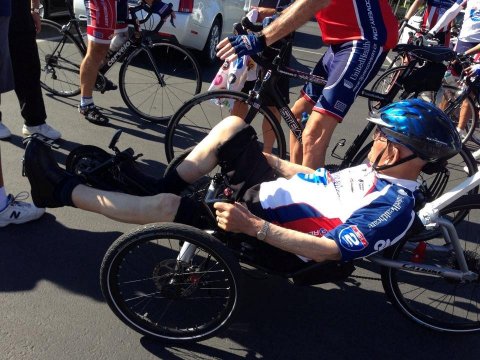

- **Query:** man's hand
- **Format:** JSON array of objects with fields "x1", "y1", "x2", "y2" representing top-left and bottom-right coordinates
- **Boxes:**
[
  {"x1": 465, "y1": 64, "x2": 480, "y2": 77},
  {"x1": 216, "y1": 34, "x2": 266, "y2": 62},
  {"x1": 213, "y1": 201, "x2": 262, "y2": 236}
]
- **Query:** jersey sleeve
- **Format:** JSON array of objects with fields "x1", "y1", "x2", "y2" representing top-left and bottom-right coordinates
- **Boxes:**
[{"x1": 325, "y1": 186, "x2": 416, "y2": 261}]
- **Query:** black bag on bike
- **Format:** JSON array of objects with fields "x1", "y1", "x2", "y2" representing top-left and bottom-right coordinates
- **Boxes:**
[{"x1": 402, "y1": 62, "x2": 447, "y2": 93}]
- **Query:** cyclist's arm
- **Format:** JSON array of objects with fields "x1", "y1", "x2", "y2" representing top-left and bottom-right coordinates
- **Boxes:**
[
  {"x1": 429, "y1": 0, "x2": 464, "y2": 35},
  {"x1": 404, "y1": 0, "x2": 424, "y2": 21},
  {"x1": 263, "y1": 153, "x2": 315, "y2": 178},
  {"x1": 465, "y1": 43, "x2": 480, "y2": 56},
  {"x1": 261, "y1": 0, "x2": 330, "y2": 46},
  {"x1": 213, "y1": 201, "x2": 341, "y2": 262}
]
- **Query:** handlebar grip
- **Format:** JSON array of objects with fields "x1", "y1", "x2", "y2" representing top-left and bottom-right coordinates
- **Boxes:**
[{"x1": 241, "y1": 17, "x2": 264, "y2": 33}]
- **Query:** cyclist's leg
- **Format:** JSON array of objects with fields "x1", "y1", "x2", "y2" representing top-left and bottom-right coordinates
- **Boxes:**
[
  {"x1": 79, "y1": 0, "x2": 117, "y2": 124},
  {"x1": 289, "y1": 53, "x2": 327, "y2": 165},
  {"x1": 303, "y1": 41, "x2": 387, "y2": 168}
]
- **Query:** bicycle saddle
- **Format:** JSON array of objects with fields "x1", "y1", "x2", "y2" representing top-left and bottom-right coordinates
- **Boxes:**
[{"x1": 393, "y1": 44, "x2": 456, "y2": 63}]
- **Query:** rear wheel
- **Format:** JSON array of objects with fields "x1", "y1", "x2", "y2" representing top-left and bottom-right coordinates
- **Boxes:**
[
  {"x1": 37, "y1": 19, "x2": 83, "y2": 97},
  {"x1": 119, "y1": 42, "x2": 202, "y2": 123},
  {"x1": 100, "y1": 223, "x2": 242, "y2": 343},
  {"x1": 381, "y1": 195, "x2": 480, "y2": 333}
]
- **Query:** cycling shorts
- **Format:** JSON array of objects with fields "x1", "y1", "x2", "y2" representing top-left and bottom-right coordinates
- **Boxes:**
[
  {"x1": 301, "y1": 40, "x2": 387, "y2": 121},
  {"x1": 84, "y1": 0, "x2": 128, "y2": 44}
]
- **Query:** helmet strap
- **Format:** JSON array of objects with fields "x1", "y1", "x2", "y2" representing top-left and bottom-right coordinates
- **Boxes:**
[{"x1": 372, "y1": 142, "x2": 418, "y2": 171}]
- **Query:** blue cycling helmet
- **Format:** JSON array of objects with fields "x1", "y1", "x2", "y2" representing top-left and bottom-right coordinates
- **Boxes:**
[{"x1": 367, "y1": 99, "x2": 461, "y2": 162}]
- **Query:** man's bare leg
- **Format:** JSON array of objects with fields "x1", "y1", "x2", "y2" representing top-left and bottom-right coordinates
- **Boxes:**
[
  {"x1": 72, "y1": 186, "x2": 180, "y2": 224},
  {"x1": 176, "y1": 116, "x2": 248, "y2": 183},
  {"x1": 289, "y1": 97, "x2": 314, "y2": 164},
  {"x1": 301, "y1": 111, "x2": 338, "y2": 168},
  {"x1": 80, "y1": 41, "x2": 109, "y2": 98}
]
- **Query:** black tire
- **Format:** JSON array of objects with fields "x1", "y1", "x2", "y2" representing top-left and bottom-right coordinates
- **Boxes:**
[
  {"x1": 164, "y1": 90, "x2": 287, "y2": 163},
  {"x1": 37, "y1": 19, "x2": 84, "y2": 97},
  {"x1": 381, "y1": 194, "x2": 480, "y2": 333},
  {"x1": 385, "y1": 53, "x2": 405, "y2": 71},
  {"x1": 100, "y1": 222, "x2": 242, "y2": 343},
  {"x1": 367, "y1": 65, "x2": 436, "y2": 112},
  {"x1": 200, "y1": 18, "x2": 221, "y2": 65},
  {"x1": 119, "y1": 42, "x2": 202, "y2": 123},
  {"x1": 434, "y1": 85, "x2": 478, "y2": 144},
  {"x1": 352, "y1": 142, "x2": 478, "y2": 200}
]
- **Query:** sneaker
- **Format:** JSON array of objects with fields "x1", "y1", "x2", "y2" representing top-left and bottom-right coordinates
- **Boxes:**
[
  {"x1": 0, "y1": 192, "x2": 45, "y2": 227},
  {"x1": 457, "y1": 128, "x2": 468, "y2": 141},
  {"x1": 0, "y1": 122, "x2": 11, "y2": 140},
  {"x1": 22, "y1": 124, "x2": 62, "y2": 140},
  {"x1": 23, "y1": 138, "x2": 82, "y2": 208},
  {"x1": 79, "y1": 104, "x2": 109, "y2": 126}
]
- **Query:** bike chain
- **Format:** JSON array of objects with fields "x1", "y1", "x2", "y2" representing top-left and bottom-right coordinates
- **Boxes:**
[{"x1": 350, "y1": 274, "x2": 381, "y2": 281}]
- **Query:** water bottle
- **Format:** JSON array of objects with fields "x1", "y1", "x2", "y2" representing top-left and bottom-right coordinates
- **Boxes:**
[
  {"x1": 301, "y1": 112, "x2": 309, "y2": 127},
  {"x1": 109, "y1": 32, "x2": 128, "y2": 53}
]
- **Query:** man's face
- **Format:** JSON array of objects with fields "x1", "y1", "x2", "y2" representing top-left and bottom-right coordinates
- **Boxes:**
[{"x1": 367, "y1": 128, "x2": 389, "y2": 164}]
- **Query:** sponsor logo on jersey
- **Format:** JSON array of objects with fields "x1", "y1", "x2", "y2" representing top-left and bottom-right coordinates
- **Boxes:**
[
  {"x1": 343, "y1": 80, "x2": 353, "y2": 89},
  {"x1": 339, "y1": 225, "x2": 368, "y2": 251},
  {"x1": 334, "y1": 100, "x2": 347, "y2": 112},
  {"x1": 368, "y1": 194, "x2": 406, "y2": 229}
]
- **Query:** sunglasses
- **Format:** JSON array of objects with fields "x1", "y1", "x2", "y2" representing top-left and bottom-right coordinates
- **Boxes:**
[{"x1": 372, "y1": 127, "x2": 388, "y2": 142}]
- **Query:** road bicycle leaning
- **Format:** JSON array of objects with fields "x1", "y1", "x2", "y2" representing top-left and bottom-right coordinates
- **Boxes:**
[{"x1": 36, "y1": 0, "x2": 201, "y2": 122}]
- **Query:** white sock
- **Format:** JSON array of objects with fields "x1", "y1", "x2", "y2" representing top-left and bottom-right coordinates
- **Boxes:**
[{"x1": 0, "y1": 187, "x2": 8, "y2": 211}]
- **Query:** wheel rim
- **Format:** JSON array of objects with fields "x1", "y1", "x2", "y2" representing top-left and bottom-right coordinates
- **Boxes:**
[
  {"x1": 105, "y1": 230, "x2": 239, "y2": 340},
  {"x1": 208, "y1": 24, "x2": 220, "y2": 61},
  {"x1": 387, "y1": 206, "x2": 480, "y2": 332}
]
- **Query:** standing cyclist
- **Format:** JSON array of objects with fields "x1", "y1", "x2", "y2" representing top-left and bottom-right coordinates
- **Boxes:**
[
  {"x1": 79, "y1": 0, "x2": 129, "y2": 125},
  {"x1": 217, "y1": 0, "x2": 398, "y2": 168}
]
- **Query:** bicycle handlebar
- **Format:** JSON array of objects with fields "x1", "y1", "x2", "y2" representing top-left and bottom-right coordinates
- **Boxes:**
[{"x1": 128, "y1": 0, "x2": 175, "y2": 33}]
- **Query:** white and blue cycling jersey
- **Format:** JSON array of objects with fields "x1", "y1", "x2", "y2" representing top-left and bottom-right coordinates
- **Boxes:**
[{"x1": 258, "y1": 164, "x2": 419, "y2": 261}]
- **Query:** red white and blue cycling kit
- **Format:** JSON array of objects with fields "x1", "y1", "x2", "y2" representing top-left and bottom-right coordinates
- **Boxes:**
[
  {"x1": 417, "y1": 0, "x2": 456, "y2": 46},
  {"x1": 301, "y1": 0, "x2": 398, "y2": 121},
  {"x1": 84, "y1": 0, "x2": 128, "y2": 44},
  {"x1": 258, "y1": 164, "x2": 418, "y2": 261}
]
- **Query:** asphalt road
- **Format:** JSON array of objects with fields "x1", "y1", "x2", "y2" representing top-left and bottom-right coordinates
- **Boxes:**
[{"x1": 1, "y1": 20, "x2": 480, "y2": 360}]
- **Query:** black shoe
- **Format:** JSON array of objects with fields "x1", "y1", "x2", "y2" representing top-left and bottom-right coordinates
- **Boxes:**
[
  {"x1": 79, "y1": 105, "x2": 109, "y2": 126},
  {"x1": 24, "y1": 138, "x2": 79, "y2": 208},
  {"x1": 94, "y1": 77, "x2": 118, "y2": 93}
]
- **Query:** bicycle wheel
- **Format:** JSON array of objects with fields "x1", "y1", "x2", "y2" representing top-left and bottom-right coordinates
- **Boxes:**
[
  {"x1": 385, "y1": 53, "x2": 405, "y2": 71},
  {"x1": 367, "y1": 65, "x2": 435, "y2": 112},
  {"x1": 352, "y1": 143, "x2": 478, "y2": 201},
  {"x1": 37, "y1": 19, "x2": 83, "y2": 97},
  {"x1": 381, "y1": 194, "x2": 480, "y2": 333},
  {"x1": 119, "y1": 42, "x2": 202, "y2": 123},
  {"x1": 100, "y1": 222, "x2": 242, "y2": 343},
  {"x1": 164, "y1": 90, "x2": 287, "y2": 163},
  {"x1": 434, "y1": 85, "x2": 478, "y2": 144}
]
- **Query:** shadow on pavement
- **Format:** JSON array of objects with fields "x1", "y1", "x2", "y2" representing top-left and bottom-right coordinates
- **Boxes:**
[
  {"x1": 139, "y1": 272, "x2": 480, "y2": 359},
  {"x1": 0, "y1": 213, "x2": 120, "y2": 301}
]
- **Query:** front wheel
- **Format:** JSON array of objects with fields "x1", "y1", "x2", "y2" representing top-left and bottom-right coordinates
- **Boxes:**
[
  {"x1": 119, "y1": 42, "x2": 202, "y2": 123},
  {"x1": 37, "y1": 19, "x2": 84, "y2": 97},
  {"x1": 164, "y1": 90, "x2": 287, "y2": 162},
  {"x1": 100, "y1": 223, "x2": 242, "y2": 343},
  {"x1": 381, "y1": 195, "x2": 480, "y2": 333}
]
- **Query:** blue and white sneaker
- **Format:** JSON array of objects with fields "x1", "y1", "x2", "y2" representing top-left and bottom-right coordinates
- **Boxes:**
[{"x1": 0, "y1": 193, "x2": 45, "y2": 227}]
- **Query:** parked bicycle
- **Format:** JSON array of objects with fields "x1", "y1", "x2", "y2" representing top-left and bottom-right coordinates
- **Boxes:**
[
  {"x1": 36, "y1": 0, "x2": 201, "y2": 122},
  {"x1": 164, "y1": 19, "x2": 477, "y2": 204}
]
